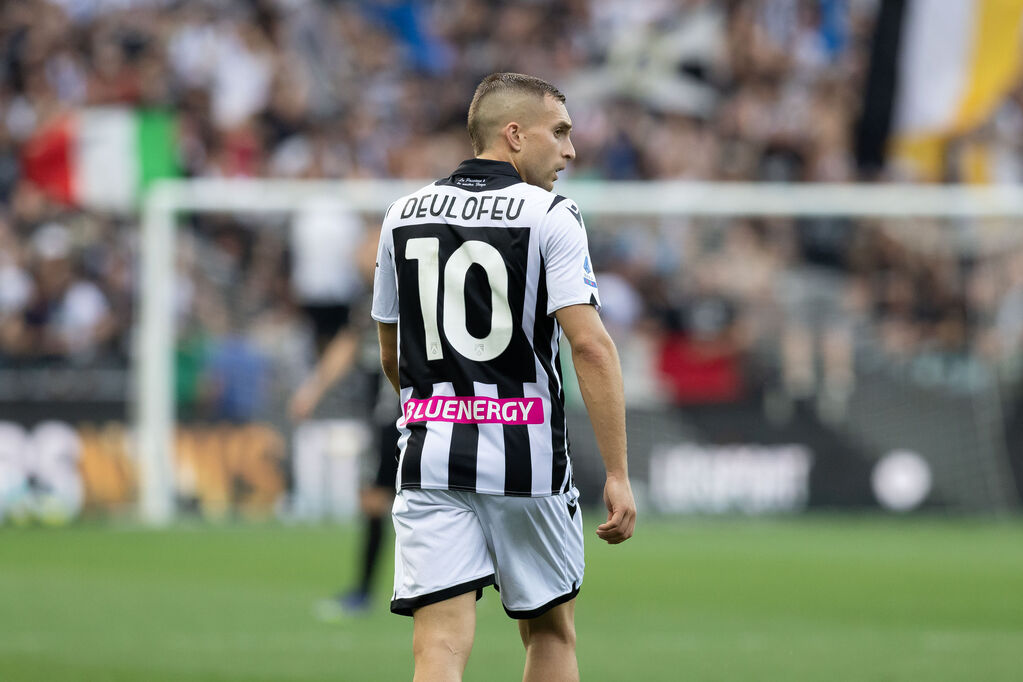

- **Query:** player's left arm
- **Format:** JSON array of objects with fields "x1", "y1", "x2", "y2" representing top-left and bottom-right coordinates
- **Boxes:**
[
  {"x1": 542, "y1": 198, "x2": 635, "y2": 543},
  {"x1": 556, "y1": 304, "x2": 635, "y2": 544},
  {"x1": 378, "y1": 322, "x2": 399, "y2": 394}
]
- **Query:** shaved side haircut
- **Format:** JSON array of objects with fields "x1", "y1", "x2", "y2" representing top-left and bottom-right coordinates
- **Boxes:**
[{"x1": 467, "y1": 73, "x2": 566, "y2": 155}]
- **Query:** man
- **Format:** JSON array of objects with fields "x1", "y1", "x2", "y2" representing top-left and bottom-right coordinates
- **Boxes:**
[
  {"x1": 372, "y1": 72, "x2": 635, "y2": 682},
  {"x1": 288, "y1": 225, "x2": 401, "y2": 616}
]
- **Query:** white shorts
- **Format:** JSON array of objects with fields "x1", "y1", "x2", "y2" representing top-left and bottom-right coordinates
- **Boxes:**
[{"x1": 390, "y1": 487, "x2": 584, "y2": 619}]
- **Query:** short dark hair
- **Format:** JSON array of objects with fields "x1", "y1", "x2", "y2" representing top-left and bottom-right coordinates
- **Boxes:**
[{"x1": 467, "y1": 73, "x2": 566, "y2": 155}]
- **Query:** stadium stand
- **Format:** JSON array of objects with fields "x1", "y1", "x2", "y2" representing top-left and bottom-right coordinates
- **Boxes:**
[{"x1": 2, "y1": 0, "x2": 1022, "y2": 513}]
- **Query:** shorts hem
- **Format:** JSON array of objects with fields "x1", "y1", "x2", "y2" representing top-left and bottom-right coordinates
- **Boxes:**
[
  {"x1": 390, "y1": 575, "x2": 495, "y2": 617},
  {"x1": 399, "y1": 483, "x2": 555, "y2": 498},
  {"x1": 502, "y1": 583, "x2": 581, "y2": 620}
]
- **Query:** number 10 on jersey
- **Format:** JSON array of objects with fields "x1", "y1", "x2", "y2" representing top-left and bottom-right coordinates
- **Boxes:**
[{"x1": 406, "y1": 237, "x2": 513, "y2": 362}]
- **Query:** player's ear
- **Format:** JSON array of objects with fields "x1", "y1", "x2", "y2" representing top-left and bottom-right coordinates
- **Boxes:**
[{"x1": 502, "y1": 122, "x2": 523, "y2": 152}]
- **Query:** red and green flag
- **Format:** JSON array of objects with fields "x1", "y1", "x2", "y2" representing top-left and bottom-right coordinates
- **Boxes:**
[{"x1": 21, "y1": 107, "x2": 179, "y2": 211}]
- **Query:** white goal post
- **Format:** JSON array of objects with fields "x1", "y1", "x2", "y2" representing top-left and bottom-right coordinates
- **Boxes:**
[{"x1": 138, "y1": 180, "x2": 1023, "y2": 524}]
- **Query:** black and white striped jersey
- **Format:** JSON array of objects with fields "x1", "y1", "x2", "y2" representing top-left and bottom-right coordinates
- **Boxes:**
[{"x1": 372, "y1": 159, "x2": 601, "y2": 497}]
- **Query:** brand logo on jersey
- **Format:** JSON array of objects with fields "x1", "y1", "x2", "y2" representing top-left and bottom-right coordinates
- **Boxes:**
[
  {"x1": 566, "y1": 204, "x2": 583, "y2": 228},
  {"x1": 582, "y1": 256, "x2": 597, "y2": 288},
  {"x1": 400, "y1": 396, "x2": 544, "y2": 426}
]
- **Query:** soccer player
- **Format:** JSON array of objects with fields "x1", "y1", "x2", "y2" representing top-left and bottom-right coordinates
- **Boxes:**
[
  {"x1": 290, "y1": 317, "x2": 401, "y2": 616},
  {"x1": 289, "y1": 227, "x2": 401, "y2": 616},
  {"x1": 372, "y1": 72, "x2": 635, "y2": 682}
]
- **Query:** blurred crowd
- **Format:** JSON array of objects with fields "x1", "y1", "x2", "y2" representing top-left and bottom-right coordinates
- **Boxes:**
[{"x1": 3, "y1": 0, "x2": 1023, "y2": 419}]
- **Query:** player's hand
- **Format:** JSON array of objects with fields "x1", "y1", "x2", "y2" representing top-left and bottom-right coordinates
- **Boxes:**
[
  {"x1": 597, "y1": 474, "x2": 636, "y2": 545},
  {"x1": 288, "y1": 382, "x2": 320, "y2": 422}
]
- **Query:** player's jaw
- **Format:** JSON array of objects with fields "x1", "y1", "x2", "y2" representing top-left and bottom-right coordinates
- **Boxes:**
[
  {"x1": 549, "y1": 165, "x2": 566, "y2": 189},
  {"x1": 539, "y1": 152, "x2": 569, "y2": 190},
  {"x1": 523, "y1": 158, "x2": 563, "y2": 191}
]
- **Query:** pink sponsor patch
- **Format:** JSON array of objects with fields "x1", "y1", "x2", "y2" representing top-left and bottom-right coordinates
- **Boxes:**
[{"x1": 401, "y1": 396, "x2": 543, "y2": 426}]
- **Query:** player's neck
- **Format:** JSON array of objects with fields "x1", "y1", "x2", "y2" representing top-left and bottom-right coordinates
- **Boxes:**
[{"x1": 476, "y1": 151, "x2": 521, "y2": 177}]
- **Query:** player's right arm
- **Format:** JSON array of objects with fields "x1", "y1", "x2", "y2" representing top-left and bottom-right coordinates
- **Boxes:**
[
  {"x1": 372, "y1": 206, "x2": 401, "y2": 396},
  {"x1": 378, "y1": 322, "x2": 399, "y2": 395}
]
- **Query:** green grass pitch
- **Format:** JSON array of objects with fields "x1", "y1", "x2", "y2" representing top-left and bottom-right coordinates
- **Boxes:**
[{"x1": 2, "y1": 515, "x2": 1022, "y2": 681}]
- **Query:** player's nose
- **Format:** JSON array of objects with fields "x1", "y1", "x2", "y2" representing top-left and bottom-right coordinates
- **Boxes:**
[{"x1": 563, "y1": 139, "x2": 576, "y2": 161}]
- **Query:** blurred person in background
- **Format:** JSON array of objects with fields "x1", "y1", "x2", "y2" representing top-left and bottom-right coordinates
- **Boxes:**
[
  {"x1": 657, "y1": 263, "x2": 749, "y2": 408},
  {"x1": 287, "y1": 225, "x2": 402, "y2": 617},
  {"x1": 289, "y1": 195, "x2": 366, "y2": 355},
  {"x1": 2, "y1": 222, "x2": 117, "y2": 364},
  {"x1": 193, "y1": 284, "x2": 269, "y2": 423},
  {"x1": 584, "y1": 236, "x2": 672, "y2": 408},
  {"x1": 0, "y1": 215, "x2": 34, "y2": 361}
]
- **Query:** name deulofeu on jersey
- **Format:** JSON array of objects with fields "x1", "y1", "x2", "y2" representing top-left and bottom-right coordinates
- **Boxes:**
[{"x1": 400, "y1": 193, "x2": 525, "y2": 223}]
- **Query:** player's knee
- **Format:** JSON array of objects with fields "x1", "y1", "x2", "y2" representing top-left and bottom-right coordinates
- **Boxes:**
[
  {"x1": 522, "y1": 609, "x2": 576, "y2": 649},
  {"x1": 525, "y1": 624, "x2": 576, "y2": 651}
]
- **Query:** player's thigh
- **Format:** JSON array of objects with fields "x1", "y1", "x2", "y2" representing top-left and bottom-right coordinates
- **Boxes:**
[
  {"x1": 391, "y1": 489, "x2": 495, "y2": 616},
  {"x1": 475, "y1": 488, "x2": 585, "y2": 617},
  {"x1": 413, "y1": 590, "x2": 478, "y2": 658}
]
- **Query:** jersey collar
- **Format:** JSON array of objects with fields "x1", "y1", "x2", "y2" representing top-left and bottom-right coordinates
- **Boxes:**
[
  {"x1": 452, "y1": 158, "x2": 522, "y2": 179},
  {"x1": 436, "y1": 159, "x2": 523, "y2": 191}
]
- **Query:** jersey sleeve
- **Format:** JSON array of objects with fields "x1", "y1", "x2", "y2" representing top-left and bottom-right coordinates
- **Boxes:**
[
  {"x1": 371, "y1": 222, "x2": 399, "y2": 323},
  {"x1": 540, "y1": 199, "x2": 601, "y2": 316}
]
